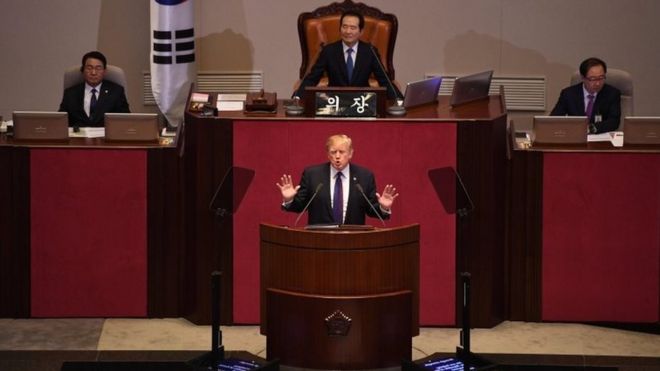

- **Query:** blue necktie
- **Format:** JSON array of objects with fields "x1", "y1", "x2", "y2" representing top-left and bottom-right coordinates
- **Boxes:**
[
  {"x1": 346, "y1": 48, "x2": 354, "y2": 84},
  {"x1": 90, "y1": 88, "x2": 98, "y2": 116},
  {"x1": 333, "y1": 172, "x2": 344, "y2": 223}
]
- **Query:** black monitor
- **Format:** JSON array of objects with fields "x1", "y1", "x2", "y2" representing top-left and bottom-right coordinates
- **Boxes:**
[{"x1": 450, "y1": 70, "x2": 493, "y2": 107}]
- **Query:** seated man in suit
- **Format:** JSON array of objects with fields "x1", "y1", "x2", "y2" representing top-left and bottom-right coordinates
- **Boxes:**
[
  {"x1": 277, "y1": 134, "x2": 398, "y2": 225},
  {"x1": 550, "y1": 57, "x2": 621, "y2": 134},
  {"x1": 293, "y1": 10, "x2": 401, "y2": 100},
  {"x1": 59, "y1": 51, "x2": 130, "y2": 127}
]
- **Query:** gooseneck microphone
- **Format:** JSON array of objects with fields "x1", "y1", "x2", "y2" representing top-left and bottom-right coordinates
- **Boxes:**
[
  {"x1": 367, "y1": 44, "x2": 406, "y2": 116},
  {"x1": 294, "y1": 183, "x2": 324, "y2": 227},
  {"x1": 353, "y1": 177, "x2": 386, "y2": 227}
]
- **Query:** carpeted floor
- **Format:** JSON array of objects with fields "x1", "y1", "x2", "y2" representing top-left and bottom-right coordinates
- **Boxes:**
[{"x1": 0, "y1": 318, "x2": 658, "y2": 370}]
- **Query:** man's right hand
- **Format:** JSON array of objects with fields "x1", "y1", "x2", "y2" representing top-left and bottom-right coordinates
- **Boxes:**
[{"x1": 276, "y1": 174, "x2": 300, "y2": 203}]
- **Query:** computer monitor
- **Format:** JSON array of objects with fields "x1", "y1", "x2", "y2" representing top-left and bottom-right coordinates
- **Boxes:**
[
  {"x1": 624, "y1": 116, "x2": 660, "y2": 145},
  {"x1": 104, "y1": 113, "x2": 159, "y2": 142},
  {"x1": 403, "y1": 76, "x2": 442, "y2": 108},
  {"x1": 450, "y1": 70, "x2": 493, "y2": 107},
  {"x1": 12, "y1": 111, "x2": 69, "y2": 140},
  {"x1": 533, "y1": 116, "x2": 588, "y2": 144}
]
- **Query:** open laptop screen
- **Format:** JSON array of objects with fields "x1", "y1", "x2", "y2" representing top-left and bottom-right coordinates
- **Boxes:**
[
  {"x1": 533, "y1": 116, "x2": 588, "y2": 144},
  {"x1": 403, "y1": 76, "x2": 442, "y2": 108},
  {"x1": 104, "y1": 113, "x2": 159, "y2": 142},
  {"x1": 12, "y1": 111, "x2": 69, "y2": 140},
  {"x1": 624, "y1": 116, "x2": 660, "y2": 145},
  {"x1": 450, "y1": 70, "x2": 493, "y2": 107}
]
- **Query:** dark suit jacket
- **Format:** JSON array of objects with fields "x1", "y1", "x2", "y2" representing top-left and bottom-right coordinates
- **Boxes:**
[
  {"x1": 550, "y1": 83, "x2": 621, "y2": 133},
  {"x1": 58, "y1": 80, "x2": 130, "y2": 127},
  {"x1": 283, "y1": 162, "x2": 389, "y2": 225},
  {"x1": 295, "y1": 40, "x2": 401, "y2": 99}
]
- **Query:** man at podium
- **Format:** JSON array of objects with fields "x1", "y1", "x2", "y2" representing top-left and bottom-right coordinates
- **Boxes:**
[{"x1": 277, "y1": 134, "x2": 398, "y2": 225}]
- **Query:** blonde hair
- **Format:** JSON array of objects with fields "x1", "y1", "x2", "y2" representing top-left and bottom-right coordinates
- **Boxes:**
[{"x1": 325, "y1": 134, "x2": 353, "y2": 151}]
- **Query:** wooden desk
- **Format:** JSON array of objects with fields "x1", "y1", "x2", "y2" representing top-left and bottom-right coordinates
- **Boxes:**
[
  {"x1": 508, "y1": 137, "x2": 660, "y2": 323},
  {"x1": 183, "y1": 96, "x2": 508, "y2": 327},
  {"x1": 0, "y1": 134, "x2": 182, "y2": 318}
]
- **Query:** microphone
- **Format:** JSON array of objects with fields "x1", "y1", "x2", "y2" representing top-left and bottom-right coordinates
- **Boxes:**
[
  {"x1": 367, "y1": 44, "x2": 406, "y2": 116},
  {"x1": 294, "y1": 183, "x2": 324, "y2": 227},
  {"x1": 353, "y1": 177, "x2": 386, "y2": 227}
]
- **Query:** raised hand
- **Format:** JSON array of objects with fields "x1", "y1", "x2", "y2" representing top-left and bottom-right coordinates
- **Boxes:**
[
  {"x1": 276, "y1": 174, "x2": 300, "y2": 202},
  {"x1": 376, "y1": 184, "x2": 399, "y2": 211}
]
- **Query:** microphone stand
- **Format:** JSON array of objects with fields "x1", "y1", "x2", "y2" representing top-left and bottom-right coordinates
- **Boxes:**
[
  {"x1": 354, "y1": 180, "x2": 386, "y2": 227},
  {"x1": 368, "y1": 44, "x2": 405, "y2": 116},
  {"x1": 294, "y1": 183, "x2": 324, "y2": 227}
]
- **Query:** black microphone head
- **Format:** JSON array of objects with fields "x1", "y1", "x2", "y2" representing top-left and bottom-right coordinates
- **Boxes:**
[{"x1": 315, "y1": 183, "x2": 324, "y2": 192}]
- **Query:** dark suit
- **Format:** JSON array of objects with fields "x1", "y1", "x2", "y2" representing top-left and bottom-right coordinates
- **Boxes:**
[
  {"x1": 58, "y1": 80, "x2": 130, "y2": 127},
  {"x1": 283, "y1": 162, "x2": 389, "y2": 225},
  {"x1": 550, "y1": 83, "x2": 621, "y2": 133},
  {"x1": 295, "y1": 40, "x2": 401, "y2": 99}
]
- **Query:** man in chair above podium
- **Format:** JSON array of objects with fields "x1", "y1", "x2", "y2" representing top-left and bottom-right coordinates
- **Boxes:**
[{"x1": 293, "y1": 10, "x2": 401, "y2": 100}]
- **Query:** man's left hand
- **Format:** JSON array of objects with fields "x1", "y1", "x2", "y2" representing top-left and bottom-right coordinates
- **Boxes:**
[{"x1": 376, "y1": 184, "x2": 399, "y2": 211}]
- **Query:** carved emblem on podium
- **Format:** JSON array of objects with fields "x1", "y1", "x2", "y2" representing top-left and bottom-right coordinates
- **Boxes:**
[{"x1": 324, "y1": 310, "x2": 352, "y2": 336}]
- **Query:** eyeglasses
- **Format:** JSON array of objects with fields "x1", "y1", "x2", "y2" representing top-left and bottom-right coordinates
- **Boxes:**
[
  {"x1": 84, "y1": 65, "x2": 104, "y2": 72},
  {"x1": 584, "y1": 75, "x2": 606, "y2": 82}
]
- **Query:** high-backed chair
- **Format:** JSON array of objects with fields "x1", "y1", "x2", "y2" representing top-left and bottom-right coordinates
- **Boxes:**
[
  {"x1": 296, "y1": 0, "x2": 398, "y2": 89},
  {"x1": 570, "y1": 68, "x2": 633, "y2": 130},
  {"x1": 63, "y1": 64, "x2": 127, "y2": 91}
]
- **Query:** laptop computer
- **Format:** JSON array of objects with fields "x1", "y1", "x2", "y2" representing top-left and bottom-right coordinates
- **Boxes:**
[
  {"x1": 533, "y1": 116, "x2": 588, "y2": 144},
  {"x1": 402, "y1": 76, "x2": 442, "y2": 108},
  {"x1": 104, "y1": 113, "x2": 159, "y2": 142},
  {"x1": 12, "y1": 111, "x2": 69, "y2": 140},
  {"x1": 624, "y1": 116, "x2": 660, "y2": 145},
  {"x1": 450, "y1": 70, "x2": 493, "y2": 107}
]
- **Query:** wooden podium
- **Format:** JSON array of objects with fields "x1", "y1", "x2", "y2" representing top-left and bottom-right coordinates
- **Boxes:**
[{"x1": 260, "y1": 223, "x2": 420, "y2": 369}]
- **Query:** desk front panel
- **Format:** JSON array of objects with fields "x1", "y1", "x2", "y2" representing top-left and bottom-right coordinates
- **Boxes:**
[
  {"x1": 30, "y1": 149, "x2": 148, "y2": 317},
  {"x1": 232, "y1": 120, "x2": 457, "y2": 325},
  {"x1": 509, "y1": 147, "x2": 660, "y2": 323},
  {"x1": 542, "y1": 152, "x2": 660, "y2": 322}
]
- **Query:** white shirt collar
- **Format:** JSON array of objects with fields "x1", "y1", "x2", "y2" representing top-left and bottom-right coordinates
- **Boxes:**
[
  {"x1": 343, "y1": 42, "x2": 358, "y2": 54},
  {"x1": 85, "y1": 82, "x2": 103, "y2": 95},
  {"x1": 331, "y1": 165, "x2": 350, "y2": 179},
  {"x1": 582, "y1": 84, "x2": 597, "y2": 99}
]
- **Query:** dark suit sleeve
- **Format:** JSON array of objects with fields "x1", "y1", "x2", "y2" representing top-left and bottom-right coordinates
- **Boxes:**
[
  {"x1": 550, "y1": 89, "x2": 568, "y2": 116},
  {"x1": 58, "y1": 85, "x2": 85, "y2": 126},
  {"x1": 282, "y1": 168, "x2": 312, "y2": 213},
  {"x1": 113, "y1": 86, "x2": 130, "y2": 113},
  {"x1": 294, "y1": 47, "x2": 330, "y2": 98},
  {"x1": 593, "y1": 87, "x2": 620, "y2": 133},
  {"x1": 357, "y1": 168, "x2": 390, "y2": 221}
]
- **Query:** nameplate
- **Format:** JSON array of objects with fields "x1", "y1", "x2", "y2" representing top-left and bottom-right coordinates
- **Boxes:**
[
  {"x1": 304, "y1": 87, "x2": 387, "y2": 118},
  {"x1": 315, "y1": 91, "x2": 377, "y2": 117}
]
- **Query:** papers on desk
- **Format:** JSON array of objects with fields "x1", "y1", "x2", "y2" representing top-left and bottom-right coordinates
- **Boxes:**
[
  {"x1": 0, "y1": 120, "x2": 11, "y2": 133},
  {"x1": 217, "y1": 101, "x2": 244, "y2": 111},
  {"x1": 191, "y1": 92, "x2": 210, "y2": 103},
  {"x1": 217, "y1": 94, "x2": 246, "y2": 111},
  {"x1": 68, "y1": 127, "x2": 105, "y2": 138},
  {"x1": 587, "y1": 131, "x2": 623, "y2": 147}
]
